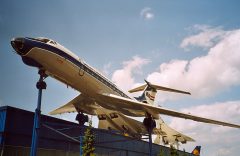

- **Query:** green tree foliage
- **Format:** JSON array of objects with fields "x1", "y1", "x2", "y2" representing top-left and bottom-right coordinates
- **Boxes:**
[
  {"x1": 170, "y1": 145, "x2": 179, "y2": 156},
  {"x1": 158, "y1": 148, "x2": 165, "y2": 156},
  {"x1": 82, "y1": 120, "x2": 96, "y2": 156},
  {"x1": 182, "y1": 152, "x2": 188, "y2": 156},
  {"x1": 181, "y1": 149, "x2": 188, "y2": 156}
]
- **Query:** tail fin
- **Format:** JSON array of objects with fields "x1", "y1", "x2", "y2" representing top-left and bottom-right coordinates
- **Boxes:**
[
  {"x1": 129, "y1": 80, "x2": 190, "y2": 105},
  {"x1": 134, "y1": 81, "x2": 157, "y2": 105},
  {"x1": 192, "y1": 146, "x2": 201, "y2": 156}
]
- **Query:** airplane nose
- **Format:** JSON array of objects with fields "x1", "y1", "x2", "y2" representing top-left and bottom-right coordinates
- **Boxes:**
[{"x1": 11, "y1": 37, "x2": 25, "y2": 55}]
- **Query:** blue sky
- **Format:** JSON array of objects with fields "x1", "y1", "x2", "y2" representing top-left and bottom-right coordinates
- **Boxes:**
[{"x1": 1, "y1": 0, "x2": 240, "y2": 155}]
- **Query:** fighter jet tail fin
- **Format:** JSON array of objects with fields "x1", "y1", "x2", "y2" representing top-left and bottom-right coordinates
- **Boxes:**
[{"x1": 192, "y1": 146, "x2": 201, "y2": 156}]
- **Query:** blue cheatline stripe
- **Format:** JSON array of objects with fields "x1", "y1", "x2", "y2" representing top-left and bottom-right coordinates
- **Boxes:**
[{"x1": 25, "y1": 38, "x2": 130, "y2": 99}]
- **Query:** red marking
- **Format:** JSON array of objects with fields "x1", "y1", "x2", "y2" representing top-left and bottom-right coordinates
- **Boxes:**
[
  {"x1": 57, "y1": 58, "x2": 64, "y2": 64},
  {"x1": 146, "y1": 92, "x2": 155, "y2": 100}
]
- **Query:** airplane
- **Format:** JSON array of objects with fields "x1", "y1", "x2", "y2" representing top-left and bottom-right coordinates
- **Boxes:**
[
  {"x1": 192, "y1": 146, "x2": 201, "y2": 156},
  {"x1": 11, "y1": 37, "x2": 240, "y2": 146}
]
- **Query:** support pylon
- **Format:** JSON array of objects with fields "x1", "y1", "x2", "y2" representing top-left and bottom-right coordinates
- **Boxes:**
[
  {"x1": 30, "y1": 70, "x2": 47, "y2": 156},
  {"x1": 148, "y1": 129, "x2": 153, "y2": 156},
  {"x1": 143, "y1": 114, "x2": 156, "y2": 156}
]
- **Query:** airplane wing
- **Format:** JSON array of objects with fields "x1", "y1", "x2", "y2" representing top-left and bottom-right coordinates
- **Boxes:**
[
  {"x1": 50, "y1": 94, "x2": 166, "y2": 137},
  {"x1": 97, "y1": 108, "x2": 194, "y2": 143},
  {"x1": 49, "y1": 94, "x2": 150, "y2": 136},
  {"x1": 95, "y1": 93, "x2": 240, "y2": 129},
  {"x1": 97, "y1": 109, "x2": 145, "y2": 137},
  {"x1": 97, "y1": 108, "x2": 167, "y2": 137},
  {"x1": 154, "y1": 118, "x2": 194, "y2": 145},
  {"x1": 49, "y1": 94, "x2": 99, "y2": 115}
]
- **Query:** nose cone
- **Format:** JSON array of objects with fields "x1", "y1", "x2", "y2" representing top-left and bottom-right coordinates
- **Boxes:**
[{"x1": 11, "y1": 37, "x2": 25, "y2": 55}]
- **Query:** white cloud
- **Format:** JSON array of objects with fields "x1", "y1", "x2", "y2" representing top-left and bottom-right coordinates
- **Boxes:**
[
  {"x1": 140, "y1": 7, "x2": 154, "y2": 20},
  {"x1": 112, "y1": 56, "x2": 150, "y2": 91},
  {"x1": 180, "y1": 25, "x2": 229, "y2": 51},
  {"x1": 147, "y1": 28, "x2": 240, "y2": 101},
  {"x1": 168, "y1": 101, "x2": 240, "y2": 156},
  {"x1": 217, "y1": 148, "x2": 232, "y2": 156}
]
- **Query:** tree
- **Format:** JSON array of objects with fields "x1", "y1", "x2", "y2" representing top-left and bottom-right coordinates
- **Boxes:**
[
  {"x1": 82, "y1": 120, "x2": 96, "y2": 156},
  {"x1": 182, "y1": 152, "x2": 188, "y2": 156},
  {"x1": 158, "y1": 148, "x2": 165, "y2": 156},
  {"x1": 181, "y1": 149, "x2": 188, "y2": 156},
  {"x1": 170, "y1": 145, "x2": 179, "y2": 156}
]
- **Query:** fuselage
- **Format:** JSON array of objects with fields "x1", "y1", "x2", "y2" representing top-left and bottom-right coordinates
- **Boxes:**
[{"x1": 11, "y1": 37, "x2": 131, "y2": 99}]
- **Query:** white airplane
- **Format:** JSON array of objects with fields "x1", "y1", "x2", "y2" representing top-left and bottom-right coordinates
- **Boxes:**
[{"x1": 11, "y1": 37, "x2": 240, "y2": 146}]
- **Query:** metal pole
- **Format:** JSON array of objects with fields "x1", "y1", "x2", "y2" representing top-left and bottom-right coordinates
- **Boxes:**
[
  {"x1": 0, "y1": 133, "x2": 5, "y2": 156},
  {"x1": 148, "y1": 129, "x2": 153, "y2": 156},
  {"x1": 80, "y1": 135, "x2": 83, "y2": 156},
  {"x1": 143, "y1": 114, "x2": 155, "y2": 156},
  {"x1": 30, "y1": 70, "x2": 47, "y2": 156},
  {"x1": 80, "y1": 125, "x2": 85, "y2": 156}
]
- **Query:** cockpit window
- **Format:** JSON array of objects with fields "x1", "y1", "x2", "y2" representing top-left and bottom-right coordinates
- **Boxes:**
[
  {"x1": 27, "y1": 37, "x2": 50, "y2": 43},
  {"x1": 49, "y1": 40, "x2": 57, "y2": 45}
]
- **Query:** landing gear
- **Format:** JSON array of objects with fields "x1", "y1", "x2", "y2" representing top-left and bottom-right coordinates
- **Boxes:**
[
  {"x1": 143, "y1": 113, "x2": 156, "y2": 156},
  {"x1": 76, "y1": 112, "x2": 89, "y2": 126},
  {"x1": 75, "y1": 110, "x2": 89, "y2": 156},
  {"x1": 30, "y1": 70, "x2": 47, "y2": 156}
]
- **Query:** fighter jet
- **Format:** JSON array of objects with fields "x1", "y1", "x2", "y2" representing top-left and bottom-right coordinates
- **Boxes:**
[{"x1": 11, "y1": 37, "x2": 240, "y2": 145}]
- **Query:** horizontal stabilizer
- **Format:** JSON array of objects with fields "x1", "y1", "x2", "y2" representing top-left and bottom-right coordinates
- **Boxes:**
[
  {"x1": 151, "y1": 84, "x2": 190, "y2": 95},
  {"x1": 128, "y1": 80, "x2": 191, "y2": 95},
  {"x1": 128, "y1": 84, "x2": 147, "y2": 93}
]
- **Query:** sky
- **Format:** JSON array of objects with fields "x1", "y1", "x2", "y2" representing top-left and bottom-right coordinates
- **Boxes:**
[{"x1": 1, "y1": 0, "x2": 240, "y2": 155}]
